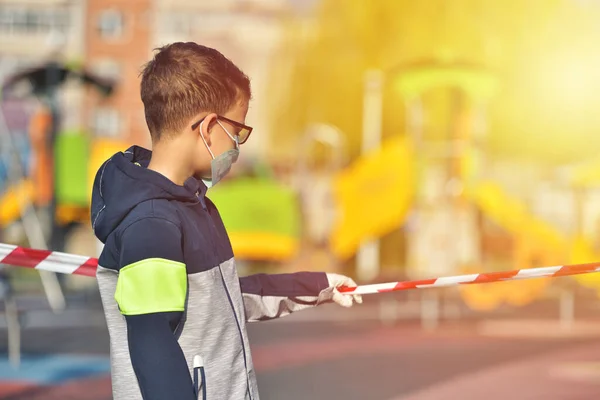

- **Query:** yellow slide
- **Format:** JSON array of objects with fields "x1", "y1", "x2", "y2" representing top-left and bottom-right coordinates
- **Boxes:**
[
  {"x1": 466, "y1": 182, "x2": 566, "y2": 250},
  {"x1": 466, "y1": 175, "x2": 600, "y2": 301},
  {"x1": 459, "y1": 182, "x2": 569, "y2": 310},
  {"x1": 0, "y1": 179, "x2": 36, "y2": 227},
  {"x1": 329, "y1": 136, "x2": 415, "y2": 259}
]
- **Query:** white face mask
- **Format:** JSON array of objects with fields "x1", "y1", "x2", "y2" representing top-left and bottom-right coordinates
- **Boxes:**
[{"x1": 199, "y1": 120, "x2": 239, "y2": 188}]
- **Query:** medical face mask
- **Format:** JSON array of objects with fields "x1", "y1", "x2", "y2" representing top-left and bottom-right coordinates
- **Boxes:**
[{"x1": 199, "y1": 120, "x2": 239, "y2": 188}]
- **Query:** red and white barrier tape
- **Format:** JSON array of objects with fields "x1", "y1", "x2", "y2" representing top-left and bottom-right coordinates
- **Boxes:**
[
  {"x1": 339, "y1": 262, "x2": 600, "y2": 295},
  {"x1": 0, "y1": 243, "x2": 98, "y2": 277},
  {"x1": 2, "y1": 243, "x2": 600, "y2": 294}
]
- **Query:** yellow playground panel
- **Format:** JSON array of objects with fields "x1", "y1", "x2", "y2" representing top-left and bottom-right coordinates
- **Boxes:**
[
  {"x1": 0, "y1": 138, "x2": 130, "y2": 228},
  {"x1": 329, "y1": 136, "x2": 415, "y2": 259},
  {"x1": 0, "y1": 179, "x2": 36, "y2": 227}
]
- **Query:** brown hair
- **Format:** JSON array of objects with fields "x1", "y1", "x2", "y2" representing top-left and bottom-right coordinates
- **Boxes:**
[{"x1": 140, "y1": 42, "x2": 251, "y2": 142}]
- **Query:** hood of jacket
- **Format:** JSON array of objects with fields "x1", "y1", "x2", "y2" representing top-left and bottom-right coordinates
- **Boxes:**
[{"x1": 90, "y1": 145, "x2": 205, "y2": 243}]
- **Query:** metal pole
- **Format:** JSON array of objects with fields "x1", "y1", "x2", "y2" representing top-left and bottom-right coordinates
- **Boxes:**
[
  {"x1": 421, "y1": 290, "x2": 440, "y2": 331},
  {"x1": 356, "y1": 69, "x2": 384, "y2": 282},
  {"x1": 405, "y1": 97, "x2": 424, "y2": 279},
  {"x1": 5, "y1": 295, "x2": 20, "y2": 369},
  {"x1": 559, "y1": 287, "x2": 575, "y2": 329},
  {"x1": 46, "y1": 61, "x2": 62, "y2": 253}
]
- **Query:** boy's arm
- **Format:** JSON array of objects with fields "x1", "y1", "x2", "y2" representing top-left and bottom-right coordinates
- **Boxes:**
[
  {"x1": 239, "y1": 272, "x2": 362, "y2": 322},
  {"x1": 117, "y1": 218, "x2": 195, "y2": 400}
]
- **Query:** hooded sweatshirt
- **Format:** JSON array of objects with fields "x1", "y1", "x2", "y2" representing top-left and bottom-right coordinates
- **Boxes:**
[{"x1": 91, "y1": 146, "x2": 331, "y2": 400}]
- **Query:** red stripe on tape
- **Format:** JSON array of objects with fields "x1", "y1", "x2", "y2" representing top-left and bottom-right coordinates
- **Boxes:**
[
  {"x1": 73, "y1": 258, "x2": 98, "y2": 277},
  {"x1": 468, "y1": 270, "x2": 520, "y2": 284},
  {"x1": 1, "y1": 246, "x2": 50, "y2": 268},
  {"x1": 379, "y1": 278, "x2": 438, "y2": 292},
  {"x1": 554, "y1": 263, "x2": 600, "y2": 277}
]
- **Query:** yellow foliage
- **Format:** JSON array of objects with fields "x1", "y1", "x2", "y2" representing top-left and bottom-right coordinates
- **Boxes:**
[{"x1": 270, "y1": 0, "x2": 600, "y2": 163}]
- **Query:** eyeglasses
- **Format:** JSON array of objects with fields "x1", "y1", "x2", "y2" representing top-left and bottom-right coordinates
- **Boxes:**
[{"x1": 191, "y1": 115, "x2": 253, "y2": 145}]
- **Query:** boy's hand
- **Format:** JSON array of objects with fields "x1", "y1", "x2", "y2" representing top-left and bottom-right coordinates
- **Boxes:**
[{"x1": 322, "y1": 273, "x2": 363, "y2": 307}]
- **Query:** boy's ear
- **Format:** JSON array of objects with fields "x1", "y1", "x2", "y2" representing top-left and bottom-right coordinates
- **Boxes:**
[
  {"x1": 198, "y1": 113, "x2": 218, "y2": 144},
  {"x1": 203, "y1": 113, "x2": 219, "y2": 134}
]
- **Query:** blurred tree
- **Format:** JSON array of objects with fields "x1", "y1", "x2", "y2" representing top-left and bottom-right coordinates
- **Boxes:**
[{"x1": 269, "y1": 0, "x2": 600, "y2": 165}]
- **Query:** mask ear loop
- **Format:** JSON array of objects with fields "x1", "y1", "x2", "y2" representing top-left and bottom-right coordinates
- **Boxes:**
[
  {"x1": 216, "y1": 120, "x2": 240, "y2": 150},
  {"x1": 198, "y1": 120, "x2": 215, "y2": 159}
]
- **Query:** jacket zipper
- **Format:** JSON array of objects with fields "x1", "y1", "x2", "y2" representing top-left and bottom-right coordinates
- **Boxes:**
[
  {"x1": 218, "y1": 267, "x2": 253, "y2": 400},
  {"x1": 197, "y1": 192, "x2": 253, "y2": 399},
  {"x1": 193, "y1": 355, "x2": 206, "y2": 400}
]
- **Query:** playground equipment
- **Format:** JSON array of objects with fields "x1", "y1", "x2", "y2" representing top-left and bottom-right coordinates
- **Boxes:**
[
  {"x1": 330, "y1": 135, "x2": 414, "y2": 260},
  {"x1": 332, "y1": 61, "x2": 497, "y2": 279},
  {"x1": 0, "y1": 60, "x2": 114, "y2": 367},
  {"x1": 208, "y1": 176, "x2": 302, "y2": 262},
  {"x1": 558, "y1": 157, "x2": 600, "y2": 294},
  {"x1": 1, "y1": 60, "x2": 114, "y2": 235},
  {"x1": 329, "y1": 60, "x2": 592, "y2": 324},
  {"x1": 296, "y1": 123, "x2": 349, "y2": 248}
]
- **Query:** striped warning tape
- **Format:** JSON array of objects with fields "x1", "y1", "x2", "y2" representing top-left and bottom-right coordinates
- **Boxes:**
[
  {"x1": 0, "y1": 243, "x2": 97, "y2": 277},
  {"x1": 2, "y1": 243, "x2": 600, "y2": 294},
  {"x1": 339, "y1": 263, "x2": 600, "y2": 295}
]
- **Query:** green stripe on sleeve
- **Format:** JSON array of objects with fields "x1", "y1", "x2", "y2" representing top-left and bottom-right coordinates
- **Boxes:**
[{"x1": 115, "y1": 258, "x2": 187, "y2": 316}]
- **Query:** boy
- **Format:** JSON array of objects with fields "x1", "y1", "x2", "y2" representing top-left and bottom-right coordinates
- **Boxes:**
[{"x1": 90, "y1": 42, "x2": 362, "y2": 400}]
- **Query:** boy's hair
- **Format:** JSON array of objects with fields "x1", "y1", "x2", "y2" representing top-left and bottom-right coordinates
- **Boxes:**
[{"x1": 140, "y1": 42, "x2": 251, "y2": 142}]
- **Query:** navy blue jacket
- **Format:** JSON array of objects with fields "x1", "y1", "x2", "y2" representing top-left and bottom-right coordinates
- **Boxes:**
[{"x1": 91, "y1": 146, "x2": 330, "y2": 400}]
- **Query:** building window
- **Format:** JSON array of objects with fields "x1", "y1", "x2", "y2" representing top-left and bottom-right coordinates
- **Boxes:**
[
  {"x1": 90, "y1": 59, "x2": 121, "y2": 82},
  {"x1": 158, "y1": 11, "x2": 241, "y2": 37},
  {"x1": 160, "y1": 12, "x2": 191, "y2": 36},
  {"x1": 97, "y1": 10, "x2": 123, "y2": 39},
  {"x1": 92, "y1": 108, "x2": 120, "y2": 137},
  {"x1": 0, "y1": 6, "x2": 70, "y2": 35}
]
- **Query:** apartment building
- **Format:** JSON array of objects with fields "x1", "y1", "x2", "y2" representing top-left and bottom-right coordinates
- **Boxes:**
[
  {"x1": 85, "y1": 0, "x2": 294, "y2": 155},
  {"x1": 0, "y1": 0, "x2": 86, "y2": 130},
  {"x1": 0, "y1": 0, "x2": 308, "y2": 153},
  {"x1": 85, "y1": 0, "x2": 151, "y2": 145}
]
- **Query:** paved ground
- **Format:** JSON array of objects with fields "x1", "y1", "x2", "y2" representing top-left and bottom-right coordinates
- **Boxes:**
[
  {"x1": 0, "y1": 294, "x2": 599, "y2": 399},
  {"x1": 249, "y1": 317, "x2": 600, "y2": 400}
]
